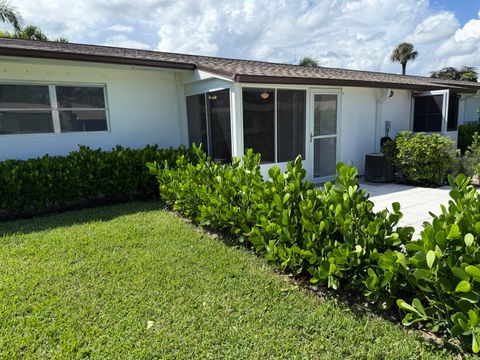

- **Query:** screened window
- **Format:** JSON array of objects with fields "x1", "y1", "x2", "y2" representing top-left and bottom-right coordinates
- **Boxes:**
[
  {"x1": 447, "y1": 93, "x2": 459, "y2": 131},
  {"x1": 243, "y1": 89, "x2": 275, "y2": 163},
  {"x1": 413, "y1": 95, "x2": 443, "y2": 132},
  {"x1": 0, "y1": 84, "x2": 108, "y2": 135},
  {"x1": 185, "y1": 89, "x2": 232, "y2": 162},
  {"x1": 208, "y1": 89, "x2": 232, "y2": 162},
  {"x1": 277, "y1": 90, "x2": 306, "y2": 162},
  {"x1": 186, "y1": 94, "x2": 208, "y2": 153},
  {"x1": 243, "y1": 88, "x2": 306, "y2": 163}
]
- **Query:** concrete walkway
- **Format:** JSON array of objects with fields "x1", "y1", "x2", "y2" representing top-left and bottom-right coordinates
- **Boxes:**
[{"x1": 360, "y1": 181, "x2": 452, "y2": 234}]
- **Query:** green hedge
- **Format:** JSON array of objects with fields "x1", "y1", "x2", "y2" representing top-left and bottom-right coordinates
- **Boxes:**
[
  {"x1": 149, "y1": 145, "x2": 480, "y2": 353},
  {"x1": 0, "y1": 144, "x2": 194, "y2": 218},
  {"x1": 383, "y1": 131, "x2": 456, "y2": 186},
  {"x1": 458, "y1": 122, "x2": 480, "y2": 154}
]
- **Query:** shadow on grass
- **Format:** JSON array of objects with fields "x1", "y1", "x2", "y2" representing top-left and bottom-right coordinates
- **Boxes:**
[{"x1": 0, "y1": 200, "x2": 165, "y2": 236}]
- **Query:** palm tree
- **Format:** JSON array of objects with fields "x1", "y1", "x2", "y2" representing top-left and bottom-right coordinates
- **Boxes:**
[
  {"x1": 390, "y1": 42, "x2": 418, "y2": 75},
  {"x1": 0, "y1": 24, "x2": 68, "y2": 42},
  {"x1": 0, "y1": 0, "x2": 22, "y2": 32},
  {"x1": 298, "y1": 56, "x2": 319, "y2": 68}
]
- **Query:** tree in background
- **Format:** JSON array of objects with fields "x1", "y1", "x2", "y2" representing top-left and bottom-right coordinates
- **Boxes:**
[
  {"x1": 0, "y1": 23, "x2": 68, "y2": 42},
  {"x1": 430, "y1": 66, "x2": 478, "y2": 82},
  {"x1": 390, "y1": 42, "x2": 418, "y2": 75},
  {"x1": 0, "y1": 0, "x2": 22, "y2": 31},
  {"x1": 0, "y1": 1, "x2": 67, "y2": 42},
  {"x1": 298, "y1": 56, "x2": 319, "y2": 68}
]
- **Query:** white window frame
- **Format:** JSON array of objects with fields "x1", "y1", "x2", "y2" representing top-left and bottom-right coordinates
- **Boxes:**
[
  {"x1": 411, "y1": 90, "x2": 449, "y2": 134},
  {"x1": 185, "y1": 88, "x2": 232, "y2": 159},
  {"x1": 0, "y1": 82, "x2": 110, "y2": 136},
  {"x1": 241, "y1": 86, "x2": 308, "y2": 164}
]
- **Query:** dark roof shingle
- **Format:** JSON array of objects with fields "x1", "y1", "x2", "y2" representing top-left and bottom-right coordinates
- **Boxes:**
[{"x1": 0, "y1": 38, "x2": 479, "y2": 92}]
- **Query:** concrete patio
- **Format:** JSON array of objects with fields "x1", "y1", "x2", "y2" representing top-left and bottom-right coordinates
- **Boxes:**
[{"x1": 360, "y1": 180, "x2": 452, "y2": 235}]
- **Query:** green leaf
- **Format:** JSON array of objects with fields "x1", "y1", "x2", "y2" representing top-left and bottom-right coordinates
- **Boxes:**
[
  {"x1": 426, "y1": 250, "x2": 436, "y2": 268},
  {"x1": 466, "y1": 266, "x2": 480, "y2": 282},
  {"x1": 473, "y1": 333, "x2": 480, "y2": 353},
  {"x1": 456, "y1": 280, "x2": 472, "y2": 293},
  {"x1": 396, "y1": 299, "x2": 419, "y2": 314},
  {"x1": 447, "y1": 224, "x2": 460, "y2": 239},
  {"x1": 465, "y1": 233, "x2": 475, "y2": 247}
]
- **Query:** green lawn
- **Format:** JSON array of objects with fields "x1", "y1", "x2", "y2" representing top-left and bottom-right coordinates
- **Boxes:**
[{"x1": 0, "y1": 202, "x2": 470, "y2": 359}]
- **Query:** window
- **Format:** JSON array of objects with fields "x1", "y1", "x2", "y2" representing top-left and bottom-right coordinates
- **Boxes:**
[
  {"x1": 0, "y1": 84, "x2": 108, "y2": 135},
  {"x1": 447, "y1": 93, "x2": 459, "y2": 131},
  {"x1": 243, "y1": 88, "x2": 306, "y2": 163},
  {"x1": 0, "y1": 84, "x2": 53, "y2": 134},
  {"x1": 56, "y1": 86, "x2": 108, "y2": 132},
  {"x1": 278, "y1": 90, "x2": 306, "y2": 162},
  {"x1": 208, "y1": 89, "x2": 232, "y2": 162},
  {"x1": 413, "y1": 95, "x2": 443, "y2": 132},
  {"x1": 186, "y1": 89, "x2": 232, "y2": 162},
  {"x1": 243, "y1": 89, "x2": 275, "y2": 163},
  {"x1": 186, "y1": 94, "x2": 208, "y2": 153}
]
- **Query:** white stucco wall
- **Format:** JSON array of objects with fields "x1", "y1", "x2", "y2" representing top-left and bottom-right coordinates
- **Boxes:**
[
  {"x1": 0, "y1": 58, "x2": 185, "y2": 160},
  {"x1": 338, "y1": 87, "x2": 411, "y2": 175},
  {"x1": 459, "y1": 94, "x2": 480, "y2": 125}
]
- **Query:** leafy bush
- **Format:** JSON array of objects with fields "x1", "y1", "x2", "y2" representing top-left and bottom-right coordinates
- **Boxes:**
[
  {"x1": 384, "y1": 131, "x2": 455, "y2": 186},
  {"x1": 0, "y1": 144, "x2": 194, "y2": 218},
  {"x1": 463, "y1": 132, "x2": 480, "y2": 178},
  {"x1": 150, "y1": 145, "x2": 480, "y2": 353},
  {"x1": 149, "y1": 146, "x2": 412, "y2": 312},
  {"x1": 397, "y1": 174, "x2": 480, "y2": 353},
  {"x1": 458, "y1": 122, "x2": 480, "y2": 154}
]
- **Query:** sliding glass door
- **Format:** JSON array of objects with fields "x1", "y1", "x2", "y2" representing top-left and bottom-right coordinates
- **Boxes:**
[{"x1": 311, "y1": 92, "x2": 339, "y2": 181}]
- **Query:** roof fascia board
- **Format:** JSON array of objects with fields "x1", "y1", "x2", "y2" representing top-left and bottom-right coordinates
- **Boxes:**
[
  {"x1": 234, "y1": 74, "x2": 475, "y2": 92},
  {"x1": 0, "y1": 47, "x2": 196, "y2": 71}
]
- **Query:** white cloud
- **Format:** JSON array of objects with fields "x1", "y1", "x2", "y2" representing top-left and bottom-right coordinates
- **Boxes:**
[
  {"x1": 104, "y1": 34, "x2": 150, "y2": 50},
  {"x1": 107, "y1": 24, "x2": 134, "y2": 33},
  {"x1": 406, "y1": 11, "x2": 459, "y2": 44},
  {"x1": 7, "y1": 0, "x2": 480, "y2": 76}
]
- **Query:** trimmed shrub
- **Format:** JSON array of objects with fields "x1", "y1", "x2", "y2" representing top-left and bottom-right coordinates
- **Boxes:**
[
  {"x1": 150, "y1": 146, "x2": 480, "y2": 353},
  {"x1": 384, "y1": 131, "x2": 456, "y2": 186},
  {"x1": 458, "y1": 122, "x2": 480, "y2": 154},
  {"x1": 0, "y1": 144, "x2": 194, "y2": 218},
  {"x1": 463, "y1": 132, "x2": 480, "y2": 178},
  {"x1": 149, "y1": 146, "x2": 412, "y2": 312},
  {"x1": 397, "y1": 174, "x2": 480, "y2": 353}
]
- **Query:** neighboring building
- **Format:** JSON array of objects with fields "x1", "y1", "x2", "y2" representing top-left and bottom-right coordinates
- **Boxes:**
[{"x1": 0, "y1": 38, "x2": 479, "y2": 181}]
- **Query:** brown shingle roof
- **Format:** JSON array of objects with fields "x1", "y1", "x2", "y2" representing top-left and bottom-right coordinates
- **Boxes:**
[{"x1": 1, "y1": 38, "x2": 479, "y2": 92}]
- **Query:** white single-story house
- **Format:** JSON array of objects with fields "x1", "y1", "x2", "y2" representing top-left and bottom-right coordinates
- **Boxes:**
[{"x1": 1, "y1": 38, "x2": 479, "y2": 182}]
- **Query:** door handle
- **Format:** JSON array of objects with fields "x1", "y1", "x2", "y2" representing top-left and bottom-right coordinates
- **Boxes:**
[{"x1": 310, "y1": 132, "x2": 313, "y2": 143}]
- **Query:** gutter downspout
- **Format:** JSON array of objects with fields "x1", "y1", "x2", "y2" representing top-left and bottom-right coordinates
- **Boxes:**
[{"x1": 374, "y1": 88, "x2": 392, "y2": 152}]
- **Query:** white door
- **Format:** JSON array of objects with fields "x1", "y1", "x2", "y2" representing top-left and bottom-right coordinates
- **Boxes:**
[
  {"x1": 412, "y1": 89, "x2": 457, "y2": 144},
  {"x1": 412, "y1": 90, "x2": 449, "y2": 133},
  {"x1": 310, "y1": 91, "x2": 340, "y2": 182}
]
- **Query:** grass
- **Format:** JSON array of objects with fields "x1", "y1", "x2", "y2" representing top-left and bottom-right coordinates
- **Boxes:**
[{"x1": 0, "y1": 202, "x2": 471, "y2": 359}]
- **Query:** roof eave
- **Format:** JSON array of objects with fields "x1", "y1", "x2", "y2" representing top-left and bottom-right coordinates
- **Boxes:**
[
  {"x1": 234, "y1": 74, "x2": 478, "y2": 92},
  {"x1": 0, "y1": 46, "x2": 196, "y2": 71}
]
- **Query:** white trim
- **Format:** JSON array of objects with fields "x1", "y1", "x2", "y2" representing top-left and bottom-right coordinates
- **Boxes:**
[
  {"x1": 0, "y1": 82, "x2": 110, "y2": 136},
  {"x1": 411, "y1": 90, "x2": 449, "y2": 134},
  {"x1": 310, "y1": 88, "x2": 342, "y2": 183},
  {"x1": 182, "y1": 69, "x2": 234, "y2": 85}
]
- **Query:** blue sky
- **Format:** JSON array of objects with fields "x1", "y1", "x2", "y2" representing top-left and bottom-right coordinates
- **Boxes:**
[
  {"x1": 432, "y1": 0, "x2": 478, "y2": 25},
  {"x1": 6, "y1": 0, "x2": 480, "y2": 76}
]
